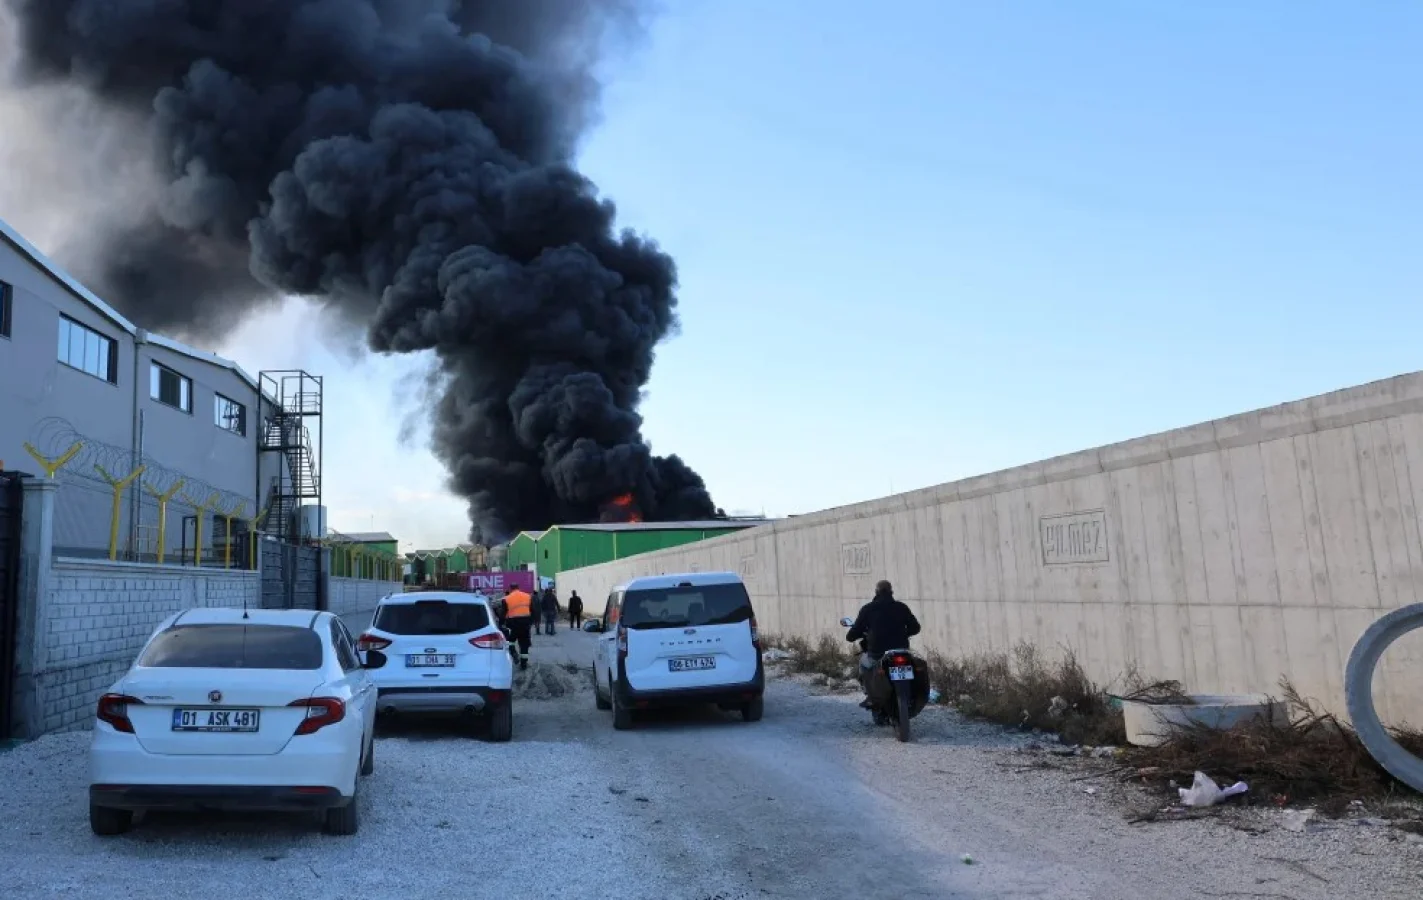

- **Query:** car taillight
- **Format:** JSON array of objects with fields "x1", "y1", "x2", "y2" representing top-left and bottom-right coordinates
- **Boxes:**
[
  {"x1": 616, "y1": 625, "x2": 628, "y2": 658},
  {"x1": 289, "y1": 697, "x2": 346, "y2": 735},
  {"x1": 97, "y1": 694, "x2": 142, "y2": 733},
  {"x1": 471, "y1": 632, "x2": 507, "y2": 650},
  {"x1": 357, "y1": 633, "x2": 391, "y2": 652},
  {"x1": 750, "y1": 616, "x2": 760, "y2": 650}
]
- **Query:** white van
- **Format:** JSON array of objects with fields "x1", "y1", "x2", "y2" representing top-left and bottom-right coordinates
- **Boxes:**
[{"x1": 591, "y1": 572, "x2": 764, "y2": 729}]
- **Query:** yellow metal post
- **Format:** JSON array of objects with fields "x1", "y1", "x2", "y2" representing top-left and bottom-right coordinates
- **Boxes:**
[
  {"x1": 181, "y1": 492, "x2": 221, "y2": 566},
  {"x1": 246, "y1": 506, "x2": 270, "y2": 571},
  {"x1": 143, "y1": 479, "x2": 184, "y2": 565},
  {"x1": 94, "y1": 464, "x2": 145, "y2": 561},
  {"x1": 23, "y1": 441, "x2": 83, "y2": 478},
  {"x1": 222, "y1": 501, "x2": 246, "y2": 570}
]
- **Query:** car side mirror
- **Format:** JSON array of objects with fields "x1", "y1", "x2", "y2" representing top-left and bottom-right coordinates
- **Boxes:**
[{"x1": 839, "y1": 617, "x2": 854, "y2": 628}]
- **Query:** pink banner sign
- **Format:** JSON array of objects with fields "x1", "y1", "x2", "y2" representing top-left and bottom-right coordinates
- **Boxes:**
[{"x1": 467, "y1": 570, "x2": 534, "y2": 594}]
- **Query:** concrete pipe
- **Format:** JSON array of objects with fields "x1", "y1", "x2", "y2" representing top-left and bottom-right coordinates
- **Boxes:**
[{"x1": 1344, "y1": 602, "x2": 1423, "y2": 793}]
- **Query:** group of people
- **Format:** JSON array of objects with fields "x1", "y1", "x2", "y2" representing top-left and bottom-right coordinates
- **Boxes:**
[{"x1": 491, "y1": 585, "x2": 587, "y2": 670}]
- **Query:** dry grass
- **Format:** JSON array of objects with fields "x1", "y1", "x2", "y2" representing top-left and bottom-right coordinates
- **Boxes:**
[
  {"x1": 925, "y1": 642, "x2": 1127, "y2": 746},
  {"x1": 763, "y1": 633, "x2": 859, "y2": 681},
  {"x1": 1125, "y1": 679, "x2": 1423, "y2": 814}
]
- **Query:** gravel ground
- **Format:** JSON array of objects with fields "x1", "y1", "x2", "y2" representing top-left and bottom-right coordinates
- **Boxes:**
[{"x1": 0, "y1": 625, "x2": 1419, "y2": 899}]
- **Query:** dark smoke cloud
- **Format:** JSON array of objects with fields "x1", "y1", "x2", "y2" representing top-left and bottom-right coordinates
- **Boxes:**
[{"x1": 3, "y1": 0, "x2": 714, "y2": 541}]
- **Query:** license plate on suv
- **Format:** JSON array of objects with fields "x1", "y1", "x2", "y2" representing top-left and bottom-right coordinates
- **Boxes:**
[
  {"x1": 172, "y1": 708, "x2": 260, "y2": 732},
  {"x1": 888, "y1": 665, "x2": 914, "y2": 681},
  {"x1": 668, "y1": 656, "x2": 716, "y2": 672},
  {"x1": 406, "y1": 654, "x2": 456, "y2": 667}
]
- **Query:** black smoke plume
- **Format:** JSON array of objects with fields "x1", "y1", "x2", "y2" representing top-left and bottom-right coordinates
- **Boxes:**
[{"x1": 2, "y1": 0, "x2": 716, "y2": 541}]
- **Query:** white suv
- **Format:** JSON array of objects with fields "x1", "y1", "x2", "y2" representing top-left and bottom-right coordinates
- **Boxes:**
[
  {"x1": 592, "y1": 572, "x2": 764, "y2": 729},
  {"x1": 356, "y1": 592, "x2": 514, "y2": 741}
]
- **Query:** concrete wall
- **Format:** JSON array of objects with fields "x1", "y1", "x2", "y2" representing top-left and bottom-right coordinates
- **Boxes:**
[
  {"x1": 15, "y1": 557, "x2": 259, "y2": 737},
  {"x1": 326, "y1": 576, "x2": 397, "y2": 619},
  {"x1": 559, "y1": 372, "x2": 1423, "y2": 727}
]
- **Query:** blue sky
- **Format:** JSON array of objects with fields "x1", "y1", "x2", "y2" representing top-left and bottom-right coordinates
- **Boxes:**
[{"x1": 11, "y1": 2, "x2": 1415, "y2": 550}]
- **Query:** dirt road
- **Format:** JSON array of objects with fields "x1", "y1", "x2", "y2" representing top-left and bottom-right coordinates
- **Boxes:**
[{"x1": 0, "y1": 619, "x2": 1416, "y2": 899}]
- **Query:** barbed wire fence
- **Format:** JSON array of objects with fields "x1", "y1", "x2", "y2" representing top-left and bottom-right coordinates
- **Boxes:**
[
  {"x1": 27, "y1": 417, "x2": 257, "y2": 567},
  {"x1": 25, "y1": 417, "x2": 404, "y2": 579}
]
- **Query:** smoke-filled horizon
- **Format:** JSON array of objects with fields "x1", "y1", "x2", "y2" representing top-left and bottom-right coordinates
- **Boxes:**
[{"x1": 1, "y1": 0, "x2": 717, "y2": 543}]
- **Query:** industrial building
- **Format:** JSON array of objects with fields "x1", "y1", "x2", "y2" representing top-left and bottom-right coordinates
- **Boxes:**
[
  {"x1": 0, "y1": 214, "x2": 327, "y2": 564},
  {"x1": 505, "y1": 520, "x2": 770, "y2": 580},
  {"x1": 405, "y1": 543, "x2": 488, "y2": 586}
]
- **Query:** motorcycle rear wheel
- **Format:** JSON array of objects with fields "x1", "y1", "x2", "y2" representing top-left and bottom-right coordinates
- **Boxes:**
[{"x1": 894, "y1": 682, "x2": 912, "y2": 742}]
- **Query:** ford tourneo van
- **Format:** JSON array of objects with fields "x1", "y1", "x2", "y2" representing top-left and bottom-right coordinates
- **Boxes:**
[{"x1": 591, "y1": 572, "x2": 764, "y2": 729}]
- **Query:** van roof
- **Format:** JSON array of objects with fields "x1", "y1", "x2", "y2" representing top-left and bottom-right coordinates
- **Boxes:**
[
  {"x1": 615, "y1": 571, "x2": 743, "y2": 592},
  {"x1": 377, "y1": 591, "x2": 490, "y2": 606}
]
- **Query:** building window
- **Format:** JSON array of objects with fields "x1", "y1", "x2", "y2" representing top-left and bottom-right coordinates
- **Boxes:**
[
  {"x1": 150, "y1": 361, "x2": 192, "y2": 413},
  {"x1": 0, "y1": 280, "x2": 11, "y2": 338},
  {"x1": 57, "y1": 315, "x2": 117, "y2": 383},
  {"x1": 214, "y1": 393, "x2": 247, "y2": 436}
]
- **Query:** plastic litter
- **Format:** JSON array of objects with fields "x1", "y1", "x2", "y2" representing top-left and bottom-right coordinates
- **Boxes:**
[
  {"x1": 927, "y1": 688, "x2": 941, "y2": 704},
  {"x1": 1281, "y1": 808, "x2": 1314, "y2": 832},
  {"x1": 960, "y1": 854, "x2": 975, "y2": 865},
  {"x1": 1178, "y1": 771, "x2": 1249, "y2": 807}
]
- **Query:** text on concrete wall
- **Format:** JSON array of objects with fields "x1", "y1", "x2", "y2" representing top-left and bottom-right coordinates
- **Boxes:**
[
  {"x1": 739, "y1": 555, "x2": 757, "y2": 578},
  {"x1": 1039, "y1": 510, "x2": 1110, "y2": 565},
  {"x1": 841, "y1": 541, "x2": 873, "y2": 575}
]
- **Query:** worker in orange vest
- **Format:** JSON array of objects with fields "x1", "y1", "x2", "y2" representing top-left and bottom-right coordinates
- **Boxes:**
[{"x1": 503, "y1": 587, "x2": 534, "y2": 669}]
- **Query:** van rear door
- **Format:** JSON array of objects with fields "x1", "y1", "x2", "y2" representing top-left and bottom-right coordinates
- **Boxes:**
[{"x1": 621, "y1": 581, "x2": 757, "y2": 692}]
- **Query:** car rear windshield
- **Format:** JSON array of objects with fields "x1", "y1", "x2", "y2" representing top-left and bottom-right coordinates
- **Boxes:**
[
  {"x1": 374, "y1": 599, "x2": 490, "y2": 635},
  {"x1": 621, "y1": 583, "x2": 753, "y2": 629},
  {"x1": 137, "y1": 624, "x2": 324, "y2": 670}
]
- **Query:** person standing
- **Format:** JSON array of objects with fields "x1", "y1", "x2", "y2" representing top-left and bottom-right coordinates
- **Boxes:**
[
  {"x1": 503, "y1": 586, "x2": 535, "y2": 669},
  {"x1": 568, "y1": 591, "x2": 584, "y2": 630},
  {"x1": 540, "y1": 586, "x2": 559, "y2": 635}
]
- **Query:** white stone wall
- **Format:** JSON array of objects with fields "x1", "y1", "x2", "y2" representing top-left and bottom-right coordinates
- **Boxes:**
[
  {"x1": 327, "y1": 576, "x2": 399, "y2": 619},
  {"x1": 559, "y1": 372, "x2": 1423, "y2": 728},
  {"x1": 30, "y1": 558, "x2": 260, "y2": 734}
]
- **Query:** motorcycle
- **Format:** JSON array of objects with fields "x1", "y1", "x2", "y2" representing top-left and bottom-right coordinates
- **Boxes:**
[{"x1": 839, "y1": 616, "x2": 930, "y2": 742}]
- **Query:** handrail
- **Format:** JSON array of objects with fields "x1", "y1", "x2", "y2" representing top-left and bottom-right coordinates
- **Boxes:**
[{"x1": 1344, "y1": 602, "x2": 1423, "y2": 792}]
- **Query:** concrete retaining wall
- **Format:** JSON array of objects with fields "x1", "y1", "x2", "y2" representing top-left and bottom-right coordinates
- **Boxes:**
[
  {"x1": 18, "y1": 558, "x2": 259, "y2": 736},
  {"x1": 559, "y1": 372, "x2": 1423, "y2": 727},
  {"x1": 327, "y1": 576, "x2": 397, "y2": 619}
]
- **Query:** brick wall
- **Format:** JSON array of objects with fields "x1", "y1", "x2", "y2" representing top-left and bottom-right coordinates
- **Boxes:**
[
  {"x1": 30, "y1": 558, "x2": 259, "y2": 735},
  {"x1": 327, "y1": 576, "x2": 397, "y2": 619}
]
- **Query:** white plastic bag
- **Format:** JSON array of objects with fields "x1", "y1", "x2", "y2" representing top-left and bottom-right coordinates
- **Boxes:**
[{"x1": 1178, "y1": 771, "x2": 1248, "y2": 807}]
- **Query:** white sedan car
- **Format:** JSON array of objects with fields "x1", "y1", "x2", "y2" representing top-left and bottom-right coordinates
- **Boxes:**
[{"x1": 88, "y1": 607, "x2": 376, "y2": 836}]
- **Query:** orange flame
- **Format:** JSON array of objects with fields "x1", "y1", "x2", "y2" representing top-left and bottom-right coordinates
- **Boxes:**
[{"x1": 606, "y1": 493, "x2": 643, "y2": 523}]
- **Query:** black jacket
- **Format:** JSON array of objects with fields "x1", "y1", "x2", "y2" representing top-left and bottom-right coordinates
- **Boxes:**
[
  {"x1": 845, "y1": 590, "x2": 921, "y2": 656},
  {"x1": 568, "y1": 595, "x2": 584, "y2": 615},
  {"x1": 540, "y1": 590, "x2": 558, "y2": 613}
]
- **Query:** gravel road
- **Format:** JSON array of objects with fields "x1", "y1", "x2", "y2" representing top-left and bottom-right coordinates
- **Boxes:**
[{"x1": 0, "y1": 619, "x2": 1418, "y2": 899}]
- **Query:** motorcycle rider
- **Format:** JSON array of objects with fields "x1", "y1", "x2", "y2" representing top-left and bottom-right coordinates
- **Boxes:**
[{"x1": 845, "y1": 579, "x2": 922, "y2": 711}]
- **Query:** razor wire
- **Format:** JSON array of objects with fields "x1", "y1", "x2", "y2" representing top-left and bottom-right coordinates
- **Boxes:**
[{"x1": 29, "y1": 417, "x2": 259, "y2": 564}]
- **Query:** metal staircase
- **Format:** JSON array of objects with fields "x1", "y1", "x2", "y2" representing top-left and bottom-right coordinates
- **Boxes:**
[{"x1": 258, "y1": 371, "x2": 324, "y2": 542}]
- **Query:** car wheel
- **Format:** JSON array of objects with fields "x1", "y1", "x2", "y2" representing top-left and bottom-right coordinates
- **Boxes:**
[
  {"x1": 323, "y1": 794, "x2": 359, "y2": 836},
  {"x1": 89, "y1": 802, "x2": 133, "y2": 836},
  {"x1": 488, "y1": 699, "x2": 513, "y2": 742},
  {"x1": 611, "y1": 682, "x2": 633, "y2": 731},
  {"x1": 360, "y1": 735, "x2": 375, "y2": 776},
  {"x1": 594, "y1": 672, "x2": 612, "y2": 711},
  {"x1": 742, "y1": 695, "x2": 765, "y2": 723}
]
